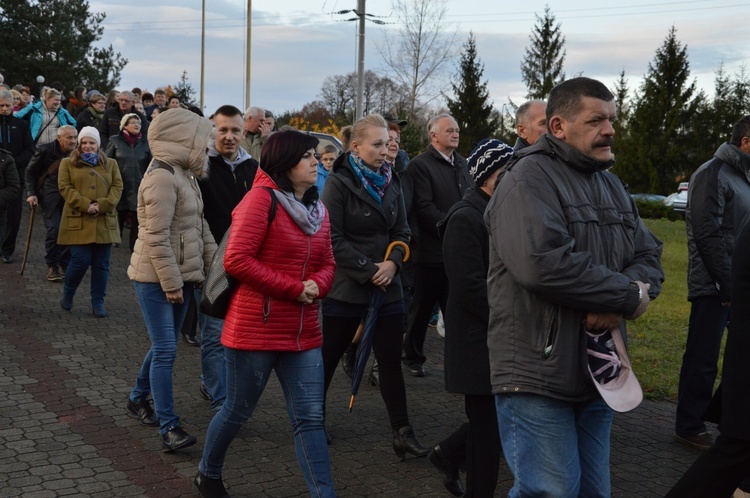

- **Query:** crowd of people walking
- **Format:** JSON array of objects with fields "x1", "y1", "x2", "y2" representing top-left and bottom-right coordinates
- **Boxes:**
[{"x1": 1, "y1": 72, "x2": 749, "y2": 498}]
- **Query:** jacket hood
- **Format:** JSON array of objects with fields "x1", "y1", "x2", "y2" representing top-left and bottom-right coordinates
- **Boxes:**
[
  {"x1": 148, "y1": 108, "x2": 212, "y2": 178},
  {"x1": 517, "y1": 134, "x2": 614, "y2": 174},
  {"x1": 715, "y1": 142, "x2": 750, "y2": 181}
]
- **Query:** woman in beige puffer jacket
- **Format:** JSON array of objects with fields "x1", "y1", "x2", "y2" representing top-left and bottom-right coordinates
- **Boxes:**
[{"x1": 126, "y1": 108, "x2": 217, "y2": 453}]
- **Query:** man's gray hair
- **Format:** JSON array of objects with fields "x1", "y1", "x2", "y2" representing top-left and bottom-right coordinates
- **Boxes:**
[
  {"x1": 427, "y1": 113, "x2": 455, "y2": 134},
  {"x1": 515, "y1": 100, "x2": 545, "y2": 126},
  {"x1": 0, "y1": 89, "x2": 13, "y2": 102},
  {"x1": 244, "y1": 106, "x2": 265, "y2": 120},
  {"x1": 119, "y1": 90, "x2": 135, "y2": 101},
  {"x1": 57, "y1": 125, "x2": 77, "y2": 136}
]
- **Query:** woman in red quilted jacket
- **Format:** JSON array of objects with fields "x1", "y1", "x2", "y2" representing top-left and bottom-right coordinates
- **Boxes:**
[
  {"x1": 195, "y1": 130, "x2": 337, "y2": 498},
  {"x1": 320, "y1": 114, "x2": 429, "y2": 461}
]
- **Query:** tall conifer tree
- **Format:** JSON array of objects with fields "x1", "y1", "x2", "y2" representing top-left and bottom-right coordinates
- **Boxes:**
[
  {"x1": 446, "y1": 32, "x2": 499, "y2": 157},
  {"x1": 521, "y1": 5, "x2": 566, "y2": 99}
]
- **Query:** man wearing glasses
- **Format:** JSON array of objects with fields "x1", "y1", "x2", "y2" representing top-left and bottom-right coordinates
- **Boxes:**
[{"x1": 98, "y1": 90, "x2": 149, "y2": 149}]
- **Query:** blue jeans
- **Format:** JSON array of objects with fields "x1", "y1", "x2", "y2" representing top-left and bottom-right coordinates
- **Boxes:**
[
  {"x1": 130, "y1": 281, "x2": 194, "y2": 434},
  {"x1": 195, "y1": 288, "x2": 226, "y2": 410},
  {"x1": 199, "y1": 347, "x2": 335, "y2": 497},
  {"x1": 64, "y1": 244, "x2": 111, "y2": 305},
  {"x1": 676, "y1": 295, "x2": 730, "y2": 436},
  {"x1": 496, "y1": 393, "x2": 614, "y2": 498}
]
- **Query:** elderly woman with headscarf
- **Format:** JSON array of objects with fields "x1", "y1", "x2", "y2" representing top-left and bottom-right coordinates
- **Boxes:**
[
  {"x1": 105, "y1": 113, "x2": 151, "y2": 251},
  {"x1": 14, "y1": 87, "x2": 76, "y2": 146},
  {"x1": 126, "y1": 108, "x2": 216, "y2": 453}
]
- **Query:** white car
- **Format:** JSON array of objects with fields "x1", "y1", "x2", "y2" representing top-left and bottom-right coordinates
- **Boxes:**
[{"x1": 664, "y1": 182, "x2": 688, "y2": 213}]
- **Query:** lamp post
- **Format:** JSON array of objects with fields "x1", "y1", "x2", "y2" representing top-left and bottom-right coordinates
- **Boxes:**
[{"x1": 36, "y1": 75, "x2": 45, "y2": 100}]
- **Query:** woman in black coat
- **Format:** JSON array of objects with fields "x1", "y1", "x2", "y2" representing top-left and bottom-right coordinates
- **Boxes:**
[
  {"x1": 104, "y1": 113, "x2": 151, "y2": 251},
  {"x1": 431, "y1": 139, "x2": 514, "y2": 497},
  {"x1": 320, "y1": 113, "x2": 429, "y2": 461},
  {"x1": 666, "y1": 220, "x2": 750, "y2": 498}
]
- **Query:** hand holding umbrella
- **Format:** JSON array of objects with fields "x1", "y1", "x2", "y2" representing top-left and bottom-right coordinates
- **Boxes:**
[{"x1": 348, "y1": 240, "x2": 410, "y2": 411}]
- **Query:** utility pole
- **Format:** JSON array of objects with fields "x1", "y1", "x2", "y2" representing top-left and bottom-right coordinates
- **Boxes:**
[
  {"x1": 245, "y1": 0, "x2": 252, "y2": 110},
  {"x1": 354, "y1": 0, "x2": 366, "y2": 120},
  {"x1": 200, "y1": 0, "x2": 205, "y2": 110}
]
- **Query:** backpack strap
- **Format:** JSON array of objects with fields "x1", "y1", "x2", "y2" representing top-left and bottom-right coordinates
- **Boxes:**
[{"x1": 260, "y1": 186, "x2": 277, "y2": 228}]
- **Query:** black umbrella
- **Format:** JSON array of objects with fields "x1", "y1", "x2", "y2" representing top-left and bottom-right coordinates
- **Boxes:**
[{"x1": 348, "y1": 241, "x2": 410, "y2": 411}]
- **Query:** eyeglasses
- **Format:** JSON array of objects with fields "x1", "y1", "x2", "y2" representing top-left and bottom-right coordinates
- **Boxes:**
[{"x1": 314, "y1": 153, "x2": 322, "y2": 161}]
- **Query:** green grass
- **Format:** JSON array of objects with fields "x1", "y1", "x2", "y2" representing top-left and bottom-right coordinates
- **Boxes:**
[{"x1": 627, "y1": 219, "x2": 725, "y2": 401}]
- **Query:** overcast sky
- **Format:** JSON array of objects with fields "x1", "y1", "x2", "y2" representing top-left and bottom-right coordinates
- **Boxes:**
[{"x1": 91, "y1": 0, "x2": 750, "y2": 116}]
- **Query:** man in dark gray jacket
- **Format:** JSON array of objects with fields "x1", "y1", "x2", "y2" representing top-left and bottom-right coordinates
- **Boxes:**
[
  {"x1": 674, "y1": 115, "x2": 750, "y2": 451},
  {"x1": 401, "y1": 113, "x2": 471, "y2": 377},
  {"x1": 485, "y1": 77, "x2": 663, "y2": 497},
  {"x1": 513, "y1": 100, "x2": 547, "y2": 151}
]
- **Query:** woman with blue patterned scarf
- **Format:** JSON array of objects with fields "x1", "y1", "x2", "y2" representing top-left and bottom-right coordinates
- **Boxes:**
[{"x1": 320, "y1": 114, "x2": 429, "y2": 461}]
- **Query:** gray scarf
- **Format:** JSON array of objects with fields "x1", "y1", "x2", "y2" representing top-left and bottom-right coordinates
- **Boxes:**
[{"x1": 273, "y1": 190, "x2": 326, "y2": 235}]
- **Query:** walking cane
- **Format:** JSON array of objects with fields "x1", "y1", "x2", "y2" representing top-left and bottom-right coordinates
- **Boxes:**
[{"x1": 20, "y1": 207, "x2": 36, "y2": 275}]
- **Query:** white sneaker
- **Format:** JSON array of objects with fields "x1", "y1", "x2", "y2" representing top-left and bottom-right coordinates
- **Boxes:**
[{"x1": 436, "y1": 310, "x2": 445, "y2": 338}]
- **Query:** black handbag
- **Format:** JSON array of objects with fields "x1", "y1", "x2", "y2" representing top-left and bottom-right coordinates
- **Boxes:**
[{"x1": 199, "y1": 187, "x2": 277, "y2": 318}]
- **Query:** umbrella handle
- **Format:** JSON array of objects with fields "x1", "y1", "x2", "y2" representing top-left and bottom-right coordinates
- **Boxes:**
[{"x1": 383, "y1": 240, "x2": 410, "y2": 263}]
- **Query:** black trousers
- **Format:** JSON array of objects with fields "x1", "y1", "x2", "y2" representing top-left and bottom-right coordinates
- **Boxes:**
[
  {"x1": 117, "y1": 210, "x2": 139, "y2": 252},
  {"x1": 40, "y1": 199, "x2": 70, "y2": 268},
  {"x1": 402, "y1": 264, "x2": 448, "y2": 365},
  {"x1": 438, "y1": 394, "x2": 501, "y2": 498},
  {"x1": 322, "y1": 312, "x2": 409, "y2": 430},
  {"x1": 666, "y1": 434, "x2": 750, "y2": 497},
  {"x1": 1, "y1": 187, "x2": 23, "y2": 258}
]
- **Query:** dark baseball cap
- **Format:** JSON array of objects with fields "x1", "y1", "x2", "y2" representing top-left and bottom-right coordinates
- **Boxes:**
[{"x1": 382, "y1": 112, "x2": 408, "y2": 128}]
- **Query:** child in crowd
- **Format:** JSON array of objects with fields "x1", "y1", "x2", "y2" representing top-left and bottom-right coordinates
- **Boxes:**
[{"x1": 315, "y1": 144, "x2": 338, "y2": 194}]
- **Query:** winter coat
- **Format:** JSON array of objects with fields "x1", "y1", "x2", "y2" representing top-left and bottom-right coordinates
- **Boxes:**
[
  {"x1": 57, "y1": 156, "x2": 123, "y2": 245},
  {"x1": 240, "y1": 131, "x2": 265, "y2": 160},
  {"x1": 408, "y1": 144, "x2": 470, "y2": 265},
  {"x1": 321, "y1": 153, "x2": 410, "y2": 306},
  {"x1": 438, "y1": 187, "x2": 492, "y2": 395},
  {"x1": 718, "y1": 222, "x2": 750, "y2": 441},
  {"x1": 0, "y1": 113, "x2": 35, "y2": 172},
  {"x1": 0, "y1": 150, "x2": 20, "y2": 212},
  {"x1": 392, "y1": 155, "x2": 416, "y2": 290},
  {"x1": 24, "y1": 140, "x2": 70, "y2": 210},
  {"x1": 99, "y1": 106, "x2": 149, "y2": 149},
  {"x1": 14, "y1": 101, "x2": 76, "y2": 143},
  {"x1": 686, "y1": 142, "x2": 750, "y2": 302},
  {"x1": 105, "y1": 134, "x2": 151, "y2": 212},
  {"x1": 127, "y1": 109, "x2": 217, "y2": 291},
  {"x1": 75, "y1": 107, "x2": 104, "y2": 132},
  {"x1": 221, "y1": 168, "x2": 336, "y2": 352},
  {"x1": 199, "y1": 151, "x2": 258, "y2": 242},
  {"x1": 484, "y1": 134, "x2": 664, "y2": 402}
]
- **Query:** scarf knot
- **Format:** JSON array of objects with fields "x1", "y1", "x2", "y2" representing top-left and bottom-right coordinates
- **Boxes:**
[{"x1": 348, "y1": 154, "x2": 392, "y2": 204}]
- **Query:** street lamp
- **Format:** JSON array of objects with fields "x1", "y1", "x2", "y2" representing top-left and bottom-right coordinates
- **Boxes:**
[{"x1": 36, "y1": 75, "x2": 45, "y2": 100}]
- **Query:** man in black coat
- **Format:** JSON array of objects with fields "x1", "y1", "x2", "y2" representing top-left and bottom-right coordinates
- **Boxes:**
[
  {"x1": 402, "y1": 113, "x2": 471, "y2": 377},
  {"x1": 194, "y1": 105, "x2": 258, "y2": 410},
  {"x1": 24, "y1": 126, "x2": 77, "y2": 281},
  {"x1": 98, "y1": 91, "x2": 149, "y2": 149},
  {"x1": 0, "y1": 89, "x2": 35, "y2": 263},
  {"x1": 0, "y1": 150, "x2": 20, "y2": 243},
  {"x1": 666, "y1": 221, "x2": 750, "y2": 497}
]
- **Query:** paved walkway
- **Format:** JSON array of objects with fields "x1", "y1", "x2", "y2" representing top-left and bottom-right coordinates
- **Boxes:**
[{"x1": 0, "y1": 208, "x2": 709, "y2": 497}]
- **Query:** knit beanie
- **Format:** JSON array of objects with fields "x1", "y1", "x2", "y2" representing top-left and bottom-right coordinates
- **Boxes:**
[
  {"x1": 467, "y1": 138, "x2": 514, "y2": 187},
  {"x1": 78, "y1": 126, "x2": 101, "y2": 148},
  {"x1": 120, "y1": 113, "x2": 141, "y2": 131}
]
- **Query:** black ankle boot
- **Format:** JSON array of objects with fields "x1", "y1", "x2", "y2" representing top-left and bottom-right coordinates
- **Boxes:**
[
  {"x1": 194, "y1": 471, "x2": 229, "y2": 498},
  {"x1": 341, "y1": 342, "x2": 356, "y2": 378},
  {"x1": 392, "y1": 425, "x2": 429, "y2": 461},
  {"x1": 429, "y1": 445, "x2": 465, "y2": 496}
]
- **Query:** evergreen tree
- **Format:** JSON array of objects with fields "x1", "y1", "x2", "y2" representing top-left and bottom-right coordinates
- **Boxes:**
[
  {"x1": 0, "y1": 0, "x2": 127, "y2": 94},
  {"x1": 171, "y1": 71, "x2": 198, "y2": 108},
  {"x1": 521, "y1": 5, "x2": 566, "y2": 99},
  {"x1": 617, "y1": 26, "x2": 701, "y2": 193},
  {"x1": 446, "y1": 32, "x2": 499, "y2": 157},
  {"x1": 610, "y1": 70, "x2": 631, "y2": 179}
]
